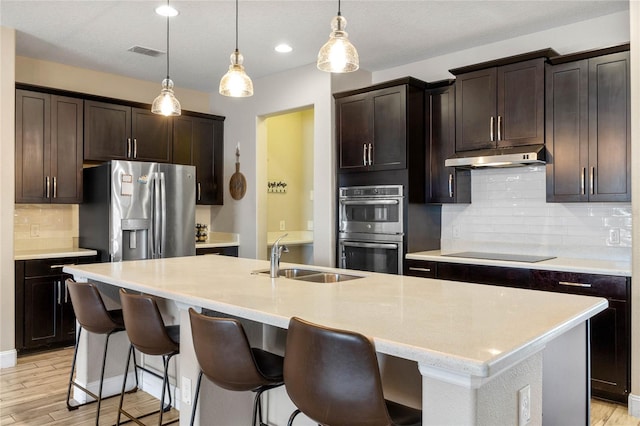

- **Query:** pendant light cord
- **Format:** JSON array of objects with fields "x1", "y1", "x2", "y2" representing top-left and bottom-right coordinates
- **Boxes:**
[
  {"x1": 235, "y1": 0, "x2": 239, "y2": 52},
  {"x1": 337, "y1": 0, "x2": 341, "y2": 16},
  {"x1": 166, "y1": 12, "x2": 170, "y2": 79}
]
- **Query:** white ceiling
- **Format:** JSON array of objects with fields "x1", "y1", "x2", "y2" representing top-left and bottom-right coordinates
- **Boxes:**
[{"x1": 0, "y1": 1, "x2": 629, "y2": 93}]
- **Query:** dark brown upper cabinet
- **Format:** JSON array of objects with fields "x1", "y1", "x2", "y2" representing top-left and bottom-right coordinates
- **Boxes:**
[
  {"x1": 334, "y1": 78, "x2": 426, "y2": 175},
  {"x1": 427, "y1": 81, "x2": 470, "y2": 204},
  {"x1": 15, "y1": 90, "x2": 83, "y2": 204},
  {"x1": 84, "y1": 100, "x2": 171, "y2": 163},
  {"x1": 173, "y1": 114, "x2": 225, "y2": 205},
  {"x1": 546, "y1": 46, "x2": 630, "y2": 202},
  {"x1": 451, "y1": 49, "x2": 556, "y2": 152}
]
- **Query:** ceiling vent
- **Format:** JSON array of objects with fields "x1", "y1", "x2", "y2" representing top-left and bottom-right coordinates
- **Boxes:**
[{"x1": 127, "y1": 45, "x2": 165, "y2": 57}]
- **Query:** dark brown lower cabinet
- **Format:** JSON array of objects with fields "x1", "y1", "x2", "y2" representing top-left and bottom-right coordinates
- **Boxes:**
[
  {"x1": 196, "y1": 246, "x2": 239, "y2": 257},
  {"x1": 15, "y1": 255, "x2": 97, "y2": 353},
  {"x1": 406, "y1": 260, "x2": 630, "y2": 403}
]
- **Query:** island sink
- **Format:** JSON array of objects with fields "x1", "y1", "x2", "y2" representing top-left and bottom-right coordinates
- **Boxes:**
[{"x1": 254, "y1": 268, "x2": 362, "y2": 283}]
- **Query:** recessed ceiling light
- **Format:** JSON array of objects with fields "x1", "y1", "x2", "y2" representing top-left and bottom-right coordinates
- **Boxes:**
[
  {"x1": 275, "y1": 44, "x2": 293, "y2": 53},
  {"x1": 155, "y1": 4, "x2": 179, "y2": 17}
]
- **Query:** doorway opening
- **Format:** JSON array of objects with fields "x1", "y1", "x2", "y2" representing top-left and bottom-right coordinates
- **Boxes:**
[{"x1": 261, "y1": 107, "x2": 314, "y2": 264}]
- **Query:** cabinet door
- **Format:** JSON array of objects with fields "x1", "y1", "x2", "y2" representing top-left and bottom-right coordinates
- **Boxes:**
[
  {"x1": 131, "y1": 107, "x2": 171, "y2": 163},
  {"x1": 336, "y1": 94, "x2": 371, "y2": 171},
  {"x1": 23, "y1": 277, "x2": 59, "y2": 349},
  {"x1": 59, "y1": 276, "x2": 76, "y2": 343},
  {"x1": 588, "y1": 52, "x2": 630, "y2": 202},
  {"x1": 172, "y1": 115, "x2": 195, "y2": 165},
  {"x1": 497, "y1": 58, "x2": 545, "y2": 147},
  {"x1": 591, "y1": 299, "x2": 629, "y2": 402},
  {"x1": 192, "y1": 117, "x2": 223, "y2": 205},
  {"x1": 50, "y1": 96, "x2": 83, "y2": 203},
  {"x1": 428, "y1": 85, "x2": 470, "y2": 204},
  {"x1": 545, "y1": 60, "x2": 589, "y2": 202},
  {"x1": 15, "y1": 90, "x2": 50, "y2": 203},
  {"x1": 84, "y1": 100, "x2": 131, "y2": 161},
  {"x1": 455, "y1": 68, "x2": 497, "y2": 151},
  {"x1": 370, "y1": 86, "x2": 406, "y2": 170}
]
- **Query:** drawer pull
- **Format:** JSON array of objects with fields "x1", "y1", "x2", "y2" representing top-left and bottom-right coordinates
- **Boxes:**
[
  {"x1": 50, "y1": 264, "x2": 74, "y2": 269},
  {"x1": 409, "y1": 267, "x2": 432, "y2": 273},
  {"x1": 559, "y1": 281, "x2": 592, "y2": 288}
]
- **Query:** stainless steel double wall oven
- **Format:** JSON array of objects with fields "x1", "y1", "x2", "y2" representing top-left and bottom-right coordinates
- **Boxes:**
[{"x1": 338, "y1": 185, "x2": 404, "y2": 274}]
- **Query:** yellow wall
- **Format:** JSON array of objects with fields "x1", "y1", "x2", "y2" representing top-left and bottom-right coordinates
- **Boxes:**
[
  {"x1": 266, "y1": 109, "x2": 314, "y2": 233},
  {"x1": 14, "y1": 205, "x2": 79, "y2": 251}
]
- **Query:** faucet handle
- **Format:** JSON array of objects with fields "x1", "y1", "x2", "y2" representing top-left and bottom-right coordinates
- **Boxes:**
[{"x1": 280, "y1": 245, "x2": 289, "y2": 254}]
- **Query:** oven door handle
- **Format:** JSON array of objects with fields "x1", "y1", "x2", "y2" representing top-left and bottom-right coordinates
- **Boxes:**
[
  {"x1": 341, "y1": 241, "x2": 398, "y2": 250},
  {"x1": 340, "y1": 200, "x2": 399, "y2": 206}
]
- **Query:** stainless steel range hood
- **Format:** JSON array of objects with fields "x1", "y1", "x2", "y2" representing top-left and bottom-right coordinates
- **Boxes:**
[{"x1": 445, "y1": 144, "x2": 545, "y2": 168}]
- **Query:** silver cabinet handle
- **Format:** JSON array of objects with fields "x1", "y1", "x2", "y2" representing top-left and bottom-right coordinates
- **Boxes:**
[
  {"x1": 497, "y1": 115, "x2": 502, "y2": 141},
  {"x1": 341, "y1": 199, "x2": 399, "y2": 206},
  {"x1": 127, "y1": 138, "x2": 132, "y2": 158},
  {"x1": 45, "y1": 176, "x2": 50, "y2": 198},
  {"x1": 590, "y1": 167, "x2": 595, "y2": 195},
  {"x1": 409, "y1": 267, "x2": 432, "y2": 273},
  {"x1": 64, "y1": 280, "x2": 69, "y2": 303},
  {"x1": 57, "y1": 280, "x2": 61, "y2": 305},
  {"x1": 133, "y1": 138, "x2": 137, "y2": 159},
  {"x1": 50, "y1": 264, "x2": 72, "y2": 269},
  {"x1": 362, "y1": 144, "x2": 367, "y2": 166},
  {"x1": 490, "y1": 116, "x2": 494, "y2": 142},
  {"x1": 581, "y1": 168, "x2": 586, "y2": 195},
  {"x1": 448, "y1": 173, "x2": 454, "y2": 198},
  {"x1": 559, "y1": 281, "x2": 592, "y2": 288},
  {"x1": 368, "y1": 143, "x2": 373, "y2": 166},
  {"x1": 52, "y1": 177, "x2": 57, "y2": 199},
  {"x1": 197, "y1": 182, "x2": 201, "y2": 201}
]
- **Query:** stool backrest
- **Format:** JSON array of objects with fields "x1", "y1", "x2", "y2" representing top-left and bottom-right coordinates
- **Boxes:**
[
  {"x1": 189, "y1": 308, "x2": 271, "y2": 391},
  {"x1": 66, "y1": 279, "x2": 119, "y2": 334},
  {"x1": 284, "y1": 317, "x2": 392, "y2": 426},
  {"x1": 119, "y1": 289, "x2": 178, "y2": 356}
]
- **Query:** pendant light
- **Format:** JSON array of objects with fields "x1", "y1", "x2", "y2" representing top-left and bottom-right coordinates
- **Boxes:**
[
  {"x1": 219, "y1": 0, "x2": 253, "y2": 97},
  {"x1": 152, "y1": 0, "x2": 181, "y2": 116},
  {"x1": 317, "y1": 0, "x2": 359, "y2": 73}
]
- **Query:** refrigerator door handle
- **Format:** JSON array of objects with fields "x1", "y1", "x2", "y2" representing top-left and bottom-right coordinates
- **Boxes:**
[
  {"x1": 151, "y1": 173, "x2": 161, "y2": 258},
  {"x1": 159, "y1": 172, "x2": 167, "y2": 258}
]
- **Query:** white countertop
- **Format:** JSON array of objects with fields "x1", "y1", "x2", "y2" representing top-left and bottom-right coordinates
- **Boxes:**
[
  {"x1": 195, "y1": 232, "x2": 239, "y2": 248},
  {"x1": 407, "y1": 250, "x2": 631, "y2": 277},
  {"x1": 64, "y1": 255, "x2": 606, "y2": 378},
  {"x1": 267, "y1": 231, "x2": 313, "y2": 246},
  {"x1": 14, "y1": 247, "x2": 98, "y2": 261}
]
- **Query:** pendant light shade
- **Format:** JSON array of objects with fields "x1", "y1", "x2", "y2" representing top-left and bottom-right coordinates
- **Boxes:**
[
  {"x1": 219, "y1": 0, "x2": 253, "y2": 97},
  {"x1": 317, "y1": 0, "x2": 359, "y2": 73},
  {"x1": 152, "y1": 0, "x2": 181, "y2": 116}
]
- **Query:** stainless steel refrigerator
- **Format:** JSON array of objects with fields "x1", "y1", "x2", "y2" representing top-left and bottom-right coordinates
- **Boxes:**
[{"x1": 80, "y1": 160, "x2": 196, "y2": 262}]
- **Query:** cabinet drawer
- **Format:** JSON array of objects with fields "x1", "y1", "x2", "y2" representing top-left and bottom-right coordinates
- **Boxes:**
[
  {"x1": 437, "y1": 262, "x2": 531, "y2": 289},
  {"x1": 405, "y1": 260, "x2": 436, "y2": 278},
  {"x1": 24, "y1": 257, "x2": 79, "y2": 278},
  {"x1": 531, "y1": 270, "x2": 629, "y2": 300}
]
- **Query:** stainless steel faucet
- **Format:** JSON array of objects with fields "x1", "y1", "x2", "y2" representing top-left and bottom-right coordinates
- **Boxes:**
[{"x1": 270, "y1": 233, "x2": 289, "y2": 278}]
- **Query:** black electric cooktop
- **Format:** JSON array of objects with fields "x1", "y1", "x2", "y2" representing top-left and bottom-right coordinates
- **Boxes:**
[{"x1": 442, "y1": 251, "x2": 556, "y2": 263}]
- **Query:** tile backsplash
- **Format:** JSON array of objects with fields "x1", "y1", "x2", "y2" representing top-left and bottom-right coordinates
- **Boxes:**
[
  {"x1": 14, "y1": 204, "x2": 79, "y2": 250},
  {"x1": 441, "y1": 166, "x2": 631, "y2": 262}
]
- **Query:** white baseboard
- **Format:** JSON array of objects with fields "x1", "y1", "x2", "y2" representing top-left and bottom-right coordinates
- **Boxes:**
[
  {"x1": 0, "y1": 349, "x2": 17, "y2": 368},
  {"x1": 628, "y1": 393, "x2": 640, "y2": 418},
  {"x1": 140, "y1": 369, "x2": 181, "y2": 411}
]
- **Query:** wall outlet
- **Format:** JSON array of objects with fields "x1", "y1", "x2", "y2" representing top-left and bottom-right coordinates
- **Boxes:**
[
  {"x1": 307, "y1": 220, "x2": 314, "y2": 231},
  {"x1": 279, "y1": 220, "x2": 286, "y2": 231},
  {"x1": 518, "y1": 384, "x2": 531, "y2": 426},
  {"x1": 609, "y1": 228, "x2": 620, "y2": 245},
  {"x1": 452, "y1": 226, "x2": 460, "y2": 239},
  {"x1": 30, "y1": 224, "x2": 40, "y2": 237},
  {"x1": 182, "y1": 376, "x2": 192, "y2": 405},
  {"x1": 309, "y1": 190, "x2": 314, "y2": 201}
]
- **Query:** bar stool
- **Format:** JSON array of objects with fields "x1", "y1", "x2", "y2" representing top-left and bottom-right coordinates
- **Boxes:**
[
  {"x1": 65, "y1": 279, "x2": 137, "y2": 426},
  {"x1": 188, "y1": 308, "x2": 284, "y2": 426},
  {"x1": 284, "y1": 317, "x2": 422, "y2": 426},
  {"x1": 117, "y1": 289, "x2": 180, "y2": 426}
]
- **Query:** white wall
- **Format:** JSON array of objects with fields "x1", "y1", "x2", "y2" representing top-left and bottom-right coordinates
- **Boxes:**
[
  {"x1": 373, "y1": 11, "x2": 630, "y2": 84},
  {"x1": 0, "y1": 27, "x2": 16, "y2": 367},
  {"x1": 209, "y1": 64, "x2": 336, "y2": 264}
]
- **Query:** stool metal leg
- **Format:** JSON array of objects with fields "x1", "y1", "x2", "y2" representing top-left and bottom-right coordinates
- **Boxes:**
[
  {"x1": 287, "y1": 409, "x2": 301, "y2": 426},
  {"x1": 189, "y1": 370, "x2": 204, "y2": 426},
  {"x1": 66, "y1": 326, "x2": 83, "y2": 410},
  {"x1": 116, "y1": 345, "x2": 134, "y2": 426}
]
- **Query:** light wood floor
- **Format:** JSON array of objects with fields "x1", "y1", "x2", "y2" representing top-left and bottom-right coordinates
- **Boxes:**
[
  {"x1": 0, "y1": 347, "x2": 179, "y2": 425},
  {"x1": 1, "y1": 348, "x2": 638, "y2": 425}
]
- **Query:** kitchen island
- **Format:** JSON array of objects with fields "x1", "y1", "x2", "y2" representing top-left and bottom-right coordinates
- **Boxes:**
[{"x1": 64, "y1": 255, "x2": 607, "y2": 425}]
